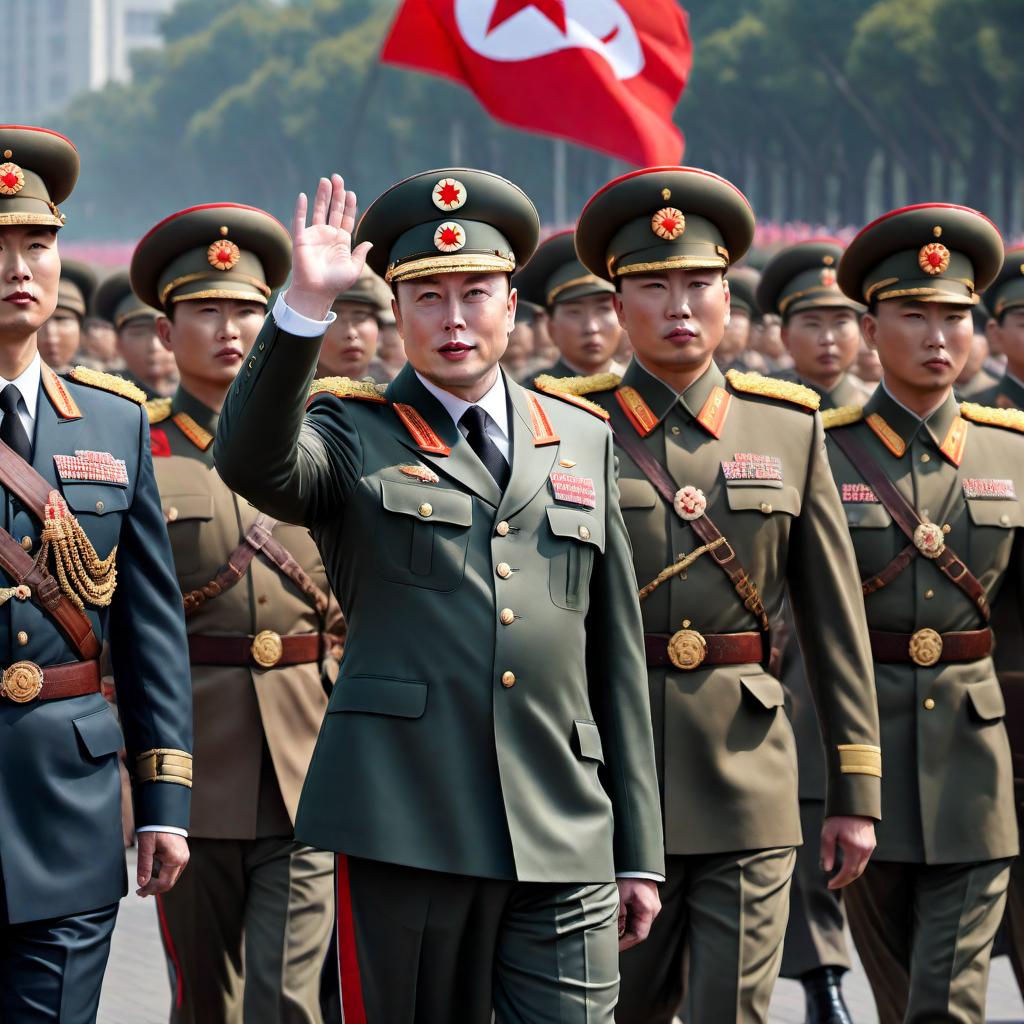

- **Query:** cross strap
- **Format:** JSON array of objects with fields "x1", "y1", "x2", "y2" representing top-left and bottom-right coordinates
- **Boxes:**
[
  {"x1": 610, "y1": 422, "x2": 770, "y2": 634},
  {"x1": 828, "y1": 425, "x2": 990, "y2": 622}
]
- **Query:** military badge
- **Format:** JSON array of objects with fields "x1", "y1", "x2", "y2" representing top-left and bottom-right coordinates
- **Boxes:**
[
  {"x1": 913, "y1": 521, "x2": 947, "y2": 559},
  {"x1": 962, "y1": 478, "x2": 1017, "y2": 500},
  {"x1": 399, "y1": 464, "x2": 440, "y2": 485},
  {"x1": 432, "y1": 177, "x2": 466, "y2": 211},
  {"x1": 820, "y1": 268, "x2": 836, "y2": 287},
  {"x1": 0, "y1": 161, "x2": 25, "y2": 195},
  {"x1": 208, "y1": 239, "x2": 241, "y2": 271},
  {"x1": 841, "y1": 483, "x2": 879, "y2": 503},
  {"x1": 918, "y1": 242, "x2": 950, "y2": 276},
  {"x1": 673, "y1": 485, "x2": 706, "y2": 521},
  {"x1": 721, "y1": 453, "x2": 783, "y2": 483},
  {"x1": 549, "y1": 472, "x2": 596, "y2": 509},
  {"x1": 150, "y1": 428, "x2": 171, "y2": 458},
  {"x1": 434, "y1": 222, "x2": 465, "y2": 253},
  {"x1": 651, "y1": 207, "x2": 685, "y2": 241},
  {"x1": 54, "y1": 450, "x2": 129, "y2": 487}
]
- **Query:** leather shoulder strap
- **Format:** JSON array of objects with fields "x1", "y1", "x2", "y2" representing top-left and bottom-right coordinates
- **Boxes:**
[
  {"x1": 828, "y1": 425, "x2": 990, "y2": 621},
  {"x1": 256, "y1": 532, "x2": 330, "y2": 616},
  {"x1": 0, "y1": 437, "x2": 56, "y2": 517}
]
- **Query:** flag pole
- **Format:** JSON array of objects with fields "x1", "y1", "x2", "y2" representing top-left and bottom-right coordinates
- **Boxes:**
[{"x1": 553, "y1": 138, "x2": 567, "y2": 226}]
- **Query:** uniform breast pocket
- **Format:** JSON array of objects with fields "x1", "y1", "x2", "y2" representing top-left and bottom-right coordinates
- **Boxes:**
[
  {"x1": 725, "y1": 484, "x2": 801, "y2": 521},
  {"x1": 376, "y1": 479, "x2": 473, "y2": 593},
  {"x1": 61, "y1": 481, "x2": 130, "y2": 557},
  {"x1": 161, "y1": 493, "x2": 214, "y2": 576},
  {"x1": 843, "y1": 502, "x2": 896, "y2": 575},
  {"x1": 966, "y1": 499, "x2": 1022, "y2": 576},
  {"x1": 546, "y1": 506, "x2": 605, "y2": 611}
]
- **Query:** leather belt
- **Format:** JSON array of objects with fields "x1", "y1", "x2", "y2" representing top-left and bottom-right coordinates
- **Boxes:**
[
  {"x1": 188, "y1": 632, "x2": 322, "y2": 669},
  {"x1": 0, "y1": 658, "x2": 101, "y2": 704},
  {"x1": 869, "y1": 628, "x2": 992, "y2": 667},
  {"x1": 644, "y1": 631, "x2": 764, "y2": 670}
]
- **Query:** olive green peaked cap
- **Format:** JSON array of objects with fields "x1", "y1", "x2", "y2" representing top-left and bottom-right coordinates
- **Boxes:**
[
  {"x1": 94, "y1": 269, "x2": 159, "y2": 329},
  {"x1": 56, "y1": 259, "x2": 97, "y2": 318},
  {"x1": 513, "y1": 229, "x2": 614, "y2": 309},
  {"x1": 983, "y1": 245, "x2": 1024, "y2": 320},
  {"x1": 757, "y1": 239, "x2": 863, "y2": 319},
  {"x1": 576, "y1": 166, "x2": 755, "y2": 282},
  {"x1": 331, "y1": 263, "x2": 391, "y2": 317},
  {"x1": 726, "y1": 267, "x2": 761, "y2": 321},
  {"x1": 0, "y1": 125, "x2": 79, "y2": 229},
  {"x1": 355, "y1": 169, "x2": 540, "y2": 285},
  {"x1": 131, "y1": 203, "x2": 291, "y2": 312},
  {"x1": 838, "y1": 203, "x2": 1003, "y2": 308}
]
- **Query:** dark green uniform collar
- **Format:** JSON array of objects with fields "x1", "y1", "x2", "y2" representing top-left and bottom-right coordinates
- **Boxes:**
[
  {"x1": 865, "y1": 383, "x2": 962, "y2": 455},
  {"x1": 624, "y1": 357, "x2": 726, "y2": 427},
  {"x1": 797, "y1": 372, "x2": 861, "y2": 411},
  {"x1": 172, "y1": 387, "x2": 220, "y2": 436}
]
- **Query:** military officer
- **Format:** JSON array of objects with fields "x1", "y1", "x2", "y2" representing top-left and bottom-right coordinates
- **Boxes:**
[
  {"x1": 0, "y1": 124, "x2": 192, "y2": 1022},
  {"x1": 715, "y1": 264, "x2": 767, "y2": 373},
  {"x1": 214, "y1": 170, "x2": 665, "y2": 1022},
  {"x1": 315, "y1": 261, "x2": 391, "y2": 383},
  {"x1": 94, "y1": 269, "x2": 171, "y2": 397},
  {"x1": 514, "y1": 228, "x2": 623, "y2": 380},
  {"x1": 558, "y1": 166, "x2": 880, "y2": 1024},
  {"x1": 36, "y1": 256, "x2": 96, "y2": 373},
  {"x1": 954, "y1": 307, "x2": 998, "y2": 400},
  {"x1": 130, "y1": 203, "x2": 341, "y2": 1024},
  {"x1": 826, "y1": 204, "x2": 1018, "y2": 1023},
  {"x1": 979, "y1": 246, "x2": 1024, "y2": 410},
  {"x1": 756, "y1": 238, "x2": 874, "y2": 1023}
]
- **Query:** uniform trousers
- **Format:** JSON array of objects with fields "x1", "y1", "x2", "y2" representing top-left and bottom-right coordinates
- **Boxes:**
[
  {"x1": 335, "y1": 854, "x2": 621, "y2": 1023},
  {"x1": 844, "y1": 858, "x2": 1011, "y2": 1024},
  {"x1": 780, "y1": 799, "x2": 851, "y2": 979},
  {"x1": 1002, "y1": 854, "x2": 1024, "y2": 993},
  {"x1": 157, "y1": 836, "x2": 334, "y2": 1024},
  {"x1": 616, "y1": 846, "x2": 796, "y2": 1024}
]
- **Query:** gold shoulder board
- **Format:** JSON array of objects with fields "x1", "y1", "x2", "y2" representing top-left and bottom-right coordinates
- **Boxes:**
[
  {"x1": 960, "y1": 401, "x2": 1024, "y2": 434},
  {"x1": 821, "y1": 405, "x2": 864, "y2": 429},
  {"x1": 725, "y1": 369, "x2": 820, "y2": 411},
  {"x1": 145, "y1": 397, "x2": 172, "y2": 424},
  {"x1": 533, "y1": 373, "x2": 619, "y2": 420},
  {"x1": 308, "y1": 376, "x2": 387, "y2": 404},
  {"x1": 68, "y1": 366, "x2": 147, "y2": 405}
]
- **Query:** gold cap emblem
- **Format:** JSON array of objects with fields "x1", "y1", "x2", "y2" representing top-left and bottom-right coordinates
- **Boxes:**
[
  {"x1": 432, "y1": 177, "x2": 466, "y2": 211},
  {"x1": 0, "y1": 162, "x2": 25, "y2": 196},
  {"x1": 208, "y1": 239, "x2": 241, "y2": 271},
  {"x1": 434, "y1": 221, "x2": 465, "y2": 253},
  {"x1": 918, "y1": 242, "x2": 950, "y2": 276},
  {"x1": 652, "y1": 207, "x2": 685, "y2": 241},
  {"x1": 820, "y1": 268, "x2": 837, "y2": 286}
]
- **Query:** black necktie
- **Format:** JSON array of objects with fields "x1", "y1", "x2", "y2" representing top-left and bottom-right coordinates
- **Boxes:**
[
  {"x1": 460, "y1": 405, "x2": 509, "y2": 490},
  {"x1": 0, "y1": 385, "x2": 31, "y2": 461}
]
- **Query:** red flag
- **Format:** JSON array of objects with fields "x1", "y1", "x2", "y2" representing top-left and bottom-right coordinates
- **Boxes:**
[{"x1": 381, "y1": 0, "x2": 691, "y2": 167}]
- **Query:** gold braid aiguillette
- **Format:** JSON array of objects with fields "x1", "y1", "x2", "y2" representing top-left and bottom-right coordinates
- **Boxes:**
[{"x1": 638, "y1": 537, "x2": 727, "y2": 601}]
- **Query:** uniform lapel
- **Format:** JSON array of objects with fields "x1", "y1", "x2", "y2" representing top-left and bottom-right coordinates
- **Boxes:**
[
  {"x1": 31, "y1": 378, "x2": 65, "y2": 491},
  {"x1": 496, "y1": 377, "x2": 559, "y2": 522}
]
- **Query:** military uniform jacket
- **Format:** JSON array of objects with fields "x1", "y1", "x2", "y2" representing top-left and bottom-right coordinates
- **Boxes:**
[
  {"x1": 976, "y1": 372, "x2": 1024, "y2": 411},
  {"x1": 826, "y1": 386, "x2": 1022, "y2": 863},
  {"x1": 151, "y1": 389, "x2": 339, "y2": 840},
  {"x1": 0, "y1": 366, "x2": 191, "y2": 924},
  {"x1": 586, "y1": 360, "x2": 880, "y2": 856},
  {"x1": 214, "y1": 314, "x2": 665, "y2": 884}
]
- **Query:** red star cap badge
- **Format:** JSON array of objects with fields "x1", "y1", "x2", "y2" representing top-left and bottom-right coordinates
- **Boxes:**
[
  {"x1": 432, "y1": 177, "x2": 467, "y2": 212},
  {"x1": 651, "y1": 207, "x2": 686, "y2": 241},
  {"x1": 434, "y1": 222, "x2": 466, "y2": 253}
]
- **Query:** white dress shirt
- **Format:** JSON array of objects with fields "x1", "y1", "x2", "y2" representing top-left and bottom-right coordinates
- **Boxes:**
[{"x1": 0, "y1": 352, "x2": 41, "y2": 439}]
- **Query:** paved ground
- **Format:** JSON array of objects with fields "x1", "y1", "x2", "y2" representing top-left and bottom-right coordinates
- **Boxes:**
[{"x1": 100, "y1": 851, "x2": 1024, "y2": 1023}]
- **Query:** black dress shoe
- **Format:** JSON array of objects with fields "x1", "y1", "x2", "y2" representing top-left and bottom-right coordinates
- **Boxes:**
[{"x1": 803, "y1": 966, "x2": 854, "y2": 1024}]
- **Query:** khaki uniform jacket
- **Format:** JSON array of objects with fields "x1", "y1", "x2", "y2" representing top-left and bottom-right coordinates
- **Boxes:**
[
  {"x1": 152, "y1": 389, "x2": 337, "y2": 839},
  {"x1": 214, "y1": 315, "x2": 665, "y2": 883},
  {"x1": 826, "y1": 386, "x2": 1021, "y2": 863},
  {"x1": 588, "y1": 360, "x2": 881, "y2": 856},
  {"x1": 975, "y1": 372, "x2": 1024, "y2": 411}
]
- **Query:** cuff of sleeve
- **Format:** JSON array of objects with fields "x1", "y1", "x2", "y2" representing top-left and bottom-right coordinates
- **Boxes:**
[
  {"x1": 616, "y1": 872, "x2": 665, "y2": 882},
  {"x1": 134, "y1": 776, "x2": 192, "y2": 832},
  {"x1": 827, "y1": 771, "x2": 882, "y2": 821},
  {"x1": 273, "y1": 292, "x2": 337, "y2": 337},
  {"x1": 136, "y1": 825, "x2": 189, "y2": 838}
]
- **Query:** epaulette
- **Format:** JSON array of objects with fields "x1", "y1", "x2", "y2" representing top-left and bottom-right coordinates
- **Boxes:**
[
  {"x1": 960, "y1": 401, "x2": 1024, "y2": 434},
  {"x1": 532, "y1": 373, "x2": 618, "y2": 420},
  {"x1": 821, "y1": 405, "x2": 864, "y2": 430},
  {"x1": 68, "y1": 366, "x2": 147, "y2": 405},
  {"x1": 725, "y1": 369, "x2": 820, "y2": 411},
  {"x1": 145, "y1": 397, "x2": 172, "y2": 425},
  {"x1": 308, "y1": 376, "x2": 387, "y2": 405}
]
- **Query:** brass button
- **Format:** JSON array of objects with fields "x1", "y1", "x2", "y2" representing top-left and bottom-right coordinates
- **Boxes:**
[
  {"x1": 166, "y1": 507, "x2": 179, "y2": 522},
  {"x1": 95, "y1": 500, "x2": 104, "y2": 512},
  {"x1": 257, "y1": 596, "x2": 268, "y2": 605},
  {"x1": 923, "y1": 697, "x2": 936, "y2": 710},
  {"x1": 760, "y1": 502, "x2": 772, "y2": 514},
  {"x1": 924, "y1": 589, "x2": 935, "y2": 600},
  {"x1": 671, "y1": 426, "x2": 681, "y2": 436},
  {"x1": 578, "y1": 525, "x2": 591, "y2": 540},
  {"x1": 501, "y1": 670, "x2": 516, "y2": 688},
  {"x1": 16, "y1": 631, "x2": 28, "y2": 646},
  {"x1": 1001, "y1": 514, "x2": 1011, "y2": 526},
  {"x1": 20, "y1": 535, "x2": 31, "y2": 550},
  {"x1": 418, "y1": 502, "x2": 433, "y2": 517},
  {"x1": 496, "y1": 521, "x2": 510, "y2": 537},
  {"x1": 496, "y1": 562, "x2": 512, "y2": 579},
  {"x1": 499, "y1": 608, "x2": 515, "y2": 625},
  {"x1": 920, "y1": 453, "x2": 931, "y2": 464}
]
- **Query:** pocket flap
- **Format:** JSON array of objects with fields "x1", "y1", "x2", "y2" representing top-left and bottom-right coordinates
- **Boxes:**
[
  {"x1": 573, "y1": 720, "x2": 605, "y2": 763},
  {"x1": 162, "y1": 493, "x2": 215, "y2": 522},
  {"x1": 380, "y1": 479, "x2": 472, "y2": 527},
  {"x1": 73, "y1": 707, "x2": 124, "y2": 758},
  {"x1": 618, "y1": 478, "x2": 658, "y2": 509},
  {"x1": 844, "y1": 503, "x2": 893, "y2": 529},
  {"x1": 62, "y1": 483, "x2": 130, "y2": 517},
  {"x1": 740, "y1": 672, "x2": 786, "y2": 709},
  {"x1": 966, "y1": 679, "x2": 1006, "y2": 722},
  {"x1": 546, "y1": 506, "x2": 605, "y2": 552},
  {"x1": 329, "y1": 675, "x2": 428, "y2": 719},
  {"x1": 726, "y1": 485, "x2": 801, "y2": 516},
  {"x1": 966, "y1": 499, "x2": 1023, "y2": 529}
]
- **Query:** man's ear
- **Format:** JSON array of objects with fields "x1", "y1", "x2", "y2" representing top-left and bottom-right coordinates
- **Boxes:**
[
  {"x1": 613, "y1": 292, "x2": 627, "y2": 330},
  {"x1": 985, "y1": 316, "x2": 1002, "y2": 356},
  {"x1": 860, "y1": 312, "x2": 879, "y2": 350},
  {"x1": 722, "y1": 277, "x2": 731, "y2": 328},
  {"x1": 507, "y1": 285, "x2": 518, "y2": 334},
  {"x1": 155, "y1": 315, "x2": 174, "y2": 352}
]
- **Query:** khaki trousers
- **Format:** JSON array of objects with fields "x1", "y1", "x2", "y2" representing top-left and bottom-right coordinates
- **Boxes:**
[
  {"x1": 157, "y1": 837, "x2": 334, "y2": 1024},
  {"x1": 616, "y1": 847, "x2": 796, "y2": 1024},
  {"x1": 844, "y1": 858, "x2": 1011, "y2": 1024},
  {"x1": 335, "y1": 855, "x2": 620, "y2": 1024}
]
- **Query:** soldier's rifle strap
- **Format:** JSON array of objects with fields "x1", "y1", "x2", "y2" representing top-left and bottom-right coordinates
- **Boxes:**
[
  {"x1": 610, "y1": 423, "x2": 770, "y2": 634},
  {"x1": 828, "y1": 426, "x2": 990, "y2": 621},
  {"x1": 0, "y1": 438, "x2": 101, "y2": 660}
]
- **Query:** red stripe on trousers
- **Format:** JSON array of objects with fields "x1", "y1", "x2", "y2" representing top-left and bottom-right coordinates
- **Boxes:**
[
  {"x1": 336, "y1": 854, "x2": 368, "y2": 1024},
  {"x1": 155, "y1": 894, "x2": 184, "y2": 1011}
]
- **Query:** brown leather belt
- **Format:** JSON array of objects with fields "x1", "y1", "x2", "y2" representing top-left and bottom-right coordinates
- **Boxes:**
[
  {"x1": 0, "y1": 658, "x2": 101, "y2": 704},
  {"x1": 869, "y1": 628, "x2": 992, "y2": 667},
  {"x1": 644, "y1": 631, "x2": 764, "y2": 670},
  {"x1": 188, "y1": 632, "x2": 321, "y2": 669}
]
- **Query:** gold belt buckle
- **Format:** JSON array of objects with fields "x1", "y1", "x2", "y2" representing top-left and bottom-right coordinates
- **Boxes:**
[
  {"x1": 667, "y1": 624, "x2": 707, "y2": 671},
  {"x1": 1, "y1": 660, "x2": 44, "y2": 703},
  {"x1": 251, "y1": 630, "x2": 284, "y2": 668},
  {"x1": 909, "y1": 628, "x2": 943, "y2": 667}
]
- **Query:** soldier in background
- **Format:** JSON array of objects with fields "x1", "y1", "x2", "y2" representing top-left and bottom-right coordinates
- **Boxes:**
[
  {"x1": 955, "y1": 306, "x2": 999, "y2": 399},
  {"x1": 373, "y1": 303, "x2": 406, "y2": 380},
  {"x1": 80, "y1": 314, "x2": 121, "y2": 370},
  {"x1": 714, "y1": 265, "x2": 767, "y2": 373},
  {"x1": 36, "y1": 256, "x2": 95, "y2": 373},
  {"x1": 316, "y1": 262, "x2": 392, "y2": 383}
]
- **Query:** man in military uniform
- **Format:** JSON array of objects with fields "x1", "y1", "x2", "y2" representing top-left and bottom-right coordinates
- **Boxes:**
[
  {"x1": 36, "y1": 257, "x2": 96, "y2": 373},
  {"x1": 954, "y1": 307, "x2": 998, "y2": 400},
  {"x1": 979, "y1": 246, "x2": 1024, "y2": 410},
  {"x1": 94, "y1": 269, "x2": 172, "y2": 398},
  {"x1": 315, "y1": 262, "x2": 392, "y2": 384},
  {"x1": 131, "y1": 203, "x2": 341, "y2": 1024},
  {"x1": 515, "y1": 228, "x2": 623, "y2": 380},
  {"x1": 214, "y1": 170, "x2": 665, "y2": 1022},
  {"x1": 562, "y1": 167, "x2": 880, "y2": 1024},
  {"x1": 756, "y1": 238, "x2": 874, "y2": 1023},
  {"x1": 714, "y1": 265, "x2": 766, "y2": 374},
  {"x1": 0, "y1": 124, "x2": 192, "y2": 1022},
  {"x1": 827, "y1": 204, "x2": 1018, "y2": 1023}
]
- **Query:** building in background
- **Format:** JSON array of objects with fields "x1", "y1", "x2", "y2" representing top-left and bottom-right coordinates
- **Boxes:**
[{"x1": 0, "y1": 0, "x2": 174, "y2": 120}]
